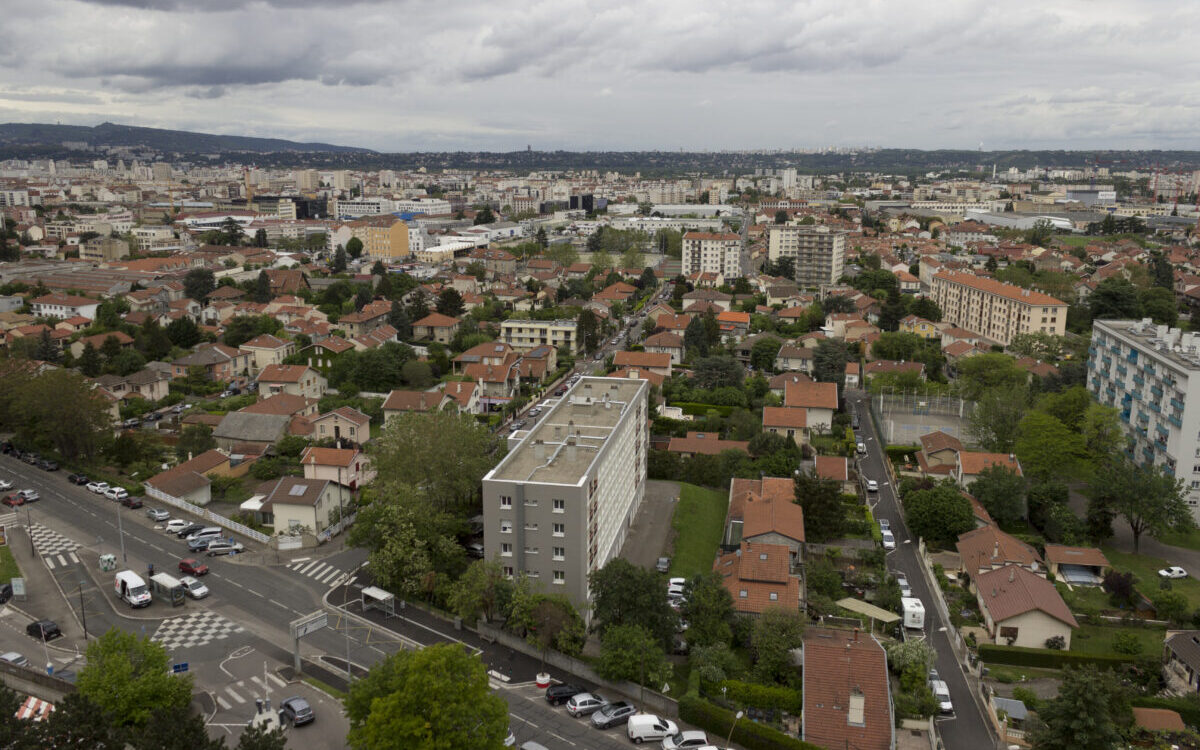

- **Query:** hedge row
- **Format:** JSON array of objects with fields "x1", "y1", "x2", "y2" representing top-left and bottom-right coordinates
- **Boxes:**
[
  {"x1": 885, "y1": 445, "x2": 919, "y2": 462},
  {"x1": 1130, "y1": 696, "x2": 1200, "y2": 730},
  {"x1": 679, "y1": 695, "x2": 823, "y2": 750},
  {"x1": 710, "y1": 679, "x2": 803, "y2": 714},
  {"x1": 978, "y1": 644, "x2": 1136, "y2": 670},
  {"x1": 864, "y1": 504, "x2": 882, "y2": 543},
  {"x1": 670, "y1": 402, "x2": 736, "y2": 417}
]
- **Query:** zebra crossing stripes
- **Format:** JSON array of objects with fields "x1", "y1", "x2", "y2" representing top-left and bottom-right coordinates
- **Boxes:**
[
  {"x1": 30, "y1": 523, "x2": 81, "y2": 568},
  {"x1": 216, "y1": 674, "x2": 288, "y2": 711},
  {"x1": 43, "y1": 552, "x2": 80, "y2": 570},
  {"x1": 286, "y1": 558, "x2": 346, "y2": 586}
]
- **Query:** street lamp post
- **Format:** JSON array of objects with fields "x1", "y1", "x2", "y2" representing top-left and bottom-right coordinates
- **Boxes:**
[
  {"x1": 78, "y1": 581, "x2": 88, "y2": 640},
  {"x1": 25, "y1": 506, "x2": 33, "y2": 556},
  {"x1": 726, "y1": 710, "x2": 744, "y2": 746},
  {"x1": 115, "y1": 500, "x2": 126, "y2": 563}
]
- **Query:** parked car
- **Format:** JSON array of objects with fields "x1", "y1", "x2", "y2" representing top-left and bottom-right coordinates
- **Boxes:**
[
  {"x1": 0, "y1": 583, "x2": 12, "y2": 604},
  {"x1": 187, "y1": 536, "x2": 219, "y2": 552},
  {"x1": 877, "y1": 518, "x2": 890, "y2": 532},
  {"x1": 146, "y1": 508, "x2": 170, "y2": 522},
  {"x1": 0, "y1": 652, "x2": 29, "y2": 668},
  {"x1": 26, "y1": 620, "x2": 61, "y2": 641},
  {"x1": 16, "y1": 490, "x2": 38, "y2": 503},
  {"x1": 165, "y1": 519, "x2": 190, "y2": 534},
  {"x1": 37, "y1": 460, "x2": 58, "y2": 472},
  {"x1": 856, "y1": 442, "x2": 867, "y2": 455},
  {"x1": 178, "y1": 558, "x2": 209, "y2": 576},
  {"x1": 280, "y1": 696, "x2": 314, "y2": 726},
  {"x1": 931, "y1": 679, "x2": 953, "y2": 714},
  {"x1": 663, "y1": 730, "x2": 710, "y2": 749},
  {"x1": 565, "y1": 692, "x2": 607, "y2": 717},
  {"x1": 866, "y1": 479, "x2": 879, "y2": 492},
  {"x1": 180, "y1": 576, "x2": 209, "y2": 599},
  {"x1": 895, "y1": 573, "x2": 911, "y2": 598},
  {"x1": 0, "y1": 480, "x2": 11, "y2": 491},
  {"x1": 544, "y1": 683, "x2": 585, "y2": 705},
  {"x1": 85, "y1": 481, "x2": 110, "y2": 495},
  {"x1": 121, "y1": 496, "x2": 143, "y2": 509},
  {"x1": 881, "y1": 530, "x2": 896, "y2": 551},
  {"x1": 655, "y1": 557, "x2": 671, "y2": 574},
  {"x1": 1159, "y1": 566, "x2": 1188, "y2": 579},
  {"x1": 591, "y1": 701, "x2": 637, "y2": 729},
  {"x1": 175, "y1": 523, "x2": 204, "y2": 539},
  {"x1": 122, "y1": 418, "x2": 140, "y2": 429},
  {"x1": 205, "y1": 540, "x2": 244, "y2": 556},
  {"x1": 1, "y1": 495, "x2": 23, "y2": 508},
  {"x1": 104, "y1": 487, "x2": 128, "y2": 502},
  {"x1": 67, "y1": 473, "x2": 88, "y2": 485}
]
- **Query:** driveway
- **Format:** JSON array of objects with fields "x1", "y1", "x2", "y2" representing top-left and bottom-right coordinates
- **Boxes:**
[
  {"x1": 619, "y1": 480, "x2": 679, "y2": 570},
  {"x1": 1068, "y1": 486, "x2": 1200, "y2": 571}
]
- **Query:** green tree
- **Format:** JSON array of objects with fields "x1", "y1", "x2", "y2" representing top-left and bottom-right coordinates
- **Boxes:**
[
  {"x1": 372, "y1": 410, "x2": 502, "y2": 511},
  {"x1": 77, "y1": 341, "x2": 102, "y2": 377},
  {"x1": 813, "y1": 338, "x2": 849, "y2": 390},
  {"x1": 751, "y1": 606, "x2": 806, "y2": 684},
  {"x1": 136, "y1": 319, "x2": 172, "y2": 361},
  {"x1": 904, "y1": 482, "x2": 974, "y2": 547},
  {"x1": 253, "y1": 270, "x2": 271, "y2": 303},
  {"x1": 774, "y1": 210, "x2": 788, "y2": 224},
  {"x1": 176, "y1": 423, "x2": 216, "y2": 460},
  {"x1": 183, "y1": 268, "x2": 216, "y2": 302},
  {"x1": 33, "y1": 329, "x2": 59, "y2": 363},
  {"x1": 588, "y1": 558, "x2": 677, "y2": 648},
  {"x1": 1139, "y1": 286, "x2": 1178, "y2": 327},
  {"x1": 348, "y1": 483, "x2": 464, "y2": 596},
  {"x1": 1036, "y1": 386, "x2": 1093, "y2": 431},
  {"x1": 507, "y1": 586, "x2": 586, "y2": 659},
  {"x1": 473, "y1": 207, "x2": 495, "y2": 225},
  {"x1": 331, "y1": 245, "x2": 348, "y2": 273},
  {"x1": 1024, "y1": 218, "x2": 1054, "y2": 246},
  {"x1": 13, "y1": 368, "x2": 113, "y2": 459},
  {"x1": 969, "y1": 465, "x2": 1026, "y2": 526},
  {"x1": 750, "y1": 336, "x2": 782, "y2": 372},
  {"x1": 345, "y1": 236, "x2": 364, "y2": 260},
  {"x1": 909, "y1": 295, "x2": 941, "y2": 322},
  {"x1": 35, "y1": 693, "x2": 120, "y2": 747},
  {"x1": 400, "y1": 359, "x2": 433, "y2": 388},
  {"x1": 957, "y1": 353, "x2": 1027, "y2": 400},
  {"x1": 344, "y1": 643, "x2": 508, "y2": 750},
  {"x1": 877, "y1": 288, "x2": 907, "y2": 332},
  {"x1": 683, "y1": 315, "x2": 707, "y2": 357},
  {"x1": 794, "y1": 468, "x2": 843, "y2": 543},
  {"x1": 220, "y1": 217, "x2": 244, "y2": 245},
  {"x1": 1027, "y1": 666, "x2": 1131, "y2": 750},
  {"x1": 681, "y1": 572, "x2": 735, "y2": 648},
  {"x1": 967, "y1": 385, "x2": 1028, "y2": 452},
  {"x1": 436, "y1": 288, "x2": 464, "y2": 317},
  {"x1": 1092, "y1": 454, "x2": 1193, "y2": 553},
  {"x1": 535, "y1": 226, "x2": 548, "y2": 248},
  {"x1": 577, "y1": 308, "x2": 600, "y2": 352},
  {"x1": 1089, "y1": 277, "x2": 1141, "y2": 321},
  {"x1": 253, "y1": 228, "x2": 268, "y2": 248},
  {"x1": 447, "y1": 559, "x2": 512, "y2": 624},
  {"x1": 235, "y1": 722, "x2": 288, "y2": 750},
  {"x1": 1015, "y1": 411, "x2": 1088, "y2": 481},
  {"x1": 165, "y1": 316, "x2": 201, "y2": 348},
  {"x1": 595, "y1": 624, "x2": 671, "y2": 686},
  {"x1": 1081, "y1": 403, "x2": 1124, "y2": 465},
  {"x1": 693, "y1": 356, "x2": 744, "y2": 389},
  {"x1": 77, "y1": 629, "x2": 192, "y2": 728}
]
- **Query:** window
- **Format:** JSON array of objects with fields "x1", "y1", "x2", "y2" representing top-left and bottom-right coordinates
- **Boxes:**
[
  {"x1": 553, "y1": 523, "x2": 565, "y2": 537},
  {"x1": 525, "y1": 523, "x2": 538, "y2": 531},
  {"x1": 739, "y1": 589, "x2": 748, "y2": 598},
  {"x1": 769, "y1": 592, "x2": 779, "y2": 601},
  {"x1": 999, "y1": 626, "x2": 1019, "y2": 641},
  {"x1": 500, "y1": 495, "x2": 512, "y2": 508},
  {"x1": 500, "y1": 543, "x2": 512, "y2": 557},
  {"x1": 553, "y1": 570, "x2": 565, "y2": 584},
  {"x1": 553, "y1": 499, "x2": 565, "y2": 513},
  {"x1": 502, "y1": 566, "x2": 514, "y2": 577},
  {"x1": 553, "y1": 547, "x2": 565, "y2": 560},
  {"x1": 500, "y1": 521, "x2": 513, "y2": 534},
  {"x1": 524, "y1": 547, "x2": 538, "y2": 555}
]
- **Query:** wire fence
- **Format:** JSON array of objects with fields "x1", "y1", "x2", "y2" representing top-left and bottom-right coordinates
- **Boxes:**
[{"x1": 869, "y1": 389, "x2": 978, "y2": 447}]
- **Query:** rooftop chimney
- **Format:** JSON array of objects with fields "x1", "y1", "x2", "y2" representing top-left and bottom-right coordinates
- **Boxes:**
[
  {"x1": 994, "y1": 541, "x2": 999, "y2": 559},
  {"x1": 1009, "y1": 568, "x2": 1015, "y2": 583}
]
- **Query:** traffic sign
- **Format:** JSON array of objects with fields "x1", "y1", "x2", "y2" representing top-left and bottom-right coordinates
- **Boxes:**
[
  {"x1": 172, "y1": 662, "x2": 189, "y2": 674},
  {"x1": 290, "y1": 611, "x2": 327, "y2": 639}
]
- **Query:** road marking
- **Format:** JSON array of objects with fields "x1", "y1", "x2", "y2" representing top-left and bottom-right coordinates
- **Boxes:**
[
  {"x1": 298, "y1": 560, "x2": 321, "y2": 575},
  {"x1": 547, "y1": 731, "x2": 576, "y2": 746},
  {"x1": 44, "y1": 557, "x2": 55, "y2": 570},
  {"x1": 308, "y1": 562, "x2": 330, "y2": 579},
  {"x1": 269, "y1": 599, "x2": 289, "y2": 609},
  {"x1": 68, "y1": 552, "x2": 78, "y2": 564},
  {"x1": 57, "y1": 554, "x2": 67, "y2": 567},
  {"x1": 267, "y1": 673, "x2": 286, "y2": 689},
  {"x1": 224, "y1": 686, "x2": 246, "y2": 704},
  {"x1": 288, "y1": 557, "x2": 311, "y2": 565},
  {"x1": 251, "y1": 676, "x2": 268, "y2": 691},
  {"x1": 216, "y1": 695, "x2": 231, "y2": 710},
  {"x1": 245, "y1": 589, "x2": 262, "y2": 598},
  {"x1": 318, "y1": 567, "x2": 341, "y2": 584}
]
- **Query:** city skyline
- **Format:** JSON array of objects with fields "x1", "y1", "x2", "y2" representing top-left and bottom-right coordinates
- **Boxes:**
[{"x1": 1, "y1": 1, "x2": 1197, "y2": 153}]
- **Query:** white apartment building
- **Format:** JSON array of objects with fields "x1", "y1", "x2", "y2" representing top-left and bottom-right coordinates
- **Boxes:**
[
  {"x1": 0, "y1": 190, "x2": 30, "y2": 207},
  {"x1": 1088, "y1": 320, "x2": 1200, "y2": 518},
  {"x1": 682, "y1": 231, "x2": 742, "y2": 278},
  {"x1": 482, "y1": 377, "x2": 649, "y2": 611},
  {"x1": 394, "y1": 198, "x2": 453, "y2": 216},
  {"x1": 930, "y1": 271, "x2": 1066, "y2": 346},
  {"x1": 501, "y1": 319, "x2": 580, "y2": 354},
  {"x1": 766, "y1": 226, "x2": 846, "y2": 288},
  {"x1": 329, "y1": 197, "x2": 393, "y2": 218}
]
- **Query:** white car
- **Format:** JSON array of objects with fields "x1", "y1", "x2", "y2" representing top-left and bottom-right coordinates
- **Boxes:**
[
  {"x1": 104, "y1": 487, "x2": 128, "y2": 502},
  {"x1": 663, "y1": 730, "x2": 710, "y2": 749},
  {"x1": 0, "y1": 480, "x2": 12, "y2": 491},
  {"x1": 180, "y1": 576, "x2": 209, "y2": 599},
  {"x1": 1159, "y1": 566, "x2": 1188, "y2": 579},
  {"x1": 86, "y1": 481, "x2": 109, "y2": 494},
  {"x1": 878, "y1": 518, "x2": 890, "y2": 532},
  {"x1": 881, "y1": 530, "x2": 896, "y2": 550},
  {"x1": 895, "y1": 573, "x2": 911, "y2": 597},
  {"x1": 164, "y1": 519, "x2": 190, "y2": 534},
  {"x1": 866, "y1": 479, "x2": 879, "y2": 493}
]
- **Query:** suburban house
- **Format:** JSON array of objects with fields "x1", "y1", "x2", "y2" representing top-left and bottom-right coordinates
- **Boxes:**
[
  {"x1": 814, "y1": 455, "x2": 854, "y2": 494},
  {"x1": 916, "y1": 430, "x2": 963, "y2": 477},
  {"x1": 240, "y1": 393, "x2": 318, "y2": 419},
  {"x1": 1163, "y1": 631, "x2": 1200, "y2": 694},
  {"x1": 453, "y1": 341, "x2": 516, "y2": 373},
  {"x1": 1043, "y1": 544, "x2": 1110, "y2": 586},
  {"x1": 299, "y1": 337, "x2": 355, "y2": 373},
  {"x1": 93, "y1": 364, "x2": 172, "y2": 403},
  {"x1": 725, "y1": 477, "x2": 806, "y2": 560},
  {"x1": 613, "y1": 350, "x2": 673, "y2": 377},
  {"x1": 383, "y1": 389, "x2": 448, "y2": 419},
  {"x1": 212, "y1": 412, "x2": 291, "y2": 452},
  {"x1": 30, "y1": 293, "x2": 100, "y2": 321},
  {"x1": 714, "y1": 541, "x2": 803, "y2": 615},
  {"x1": 956, "y1": 451, "x2": 1023, "y2": 488},
  {"x1": 300, "y1": 446, "x2": 374, "y2": 490},
  {"x1": 308, "y1": 406, "x2": 371, "y2": 445},
  {"x1": 643, "y1": 332, "x2": 685, "y2": 365},
  {"x1": 143, "y1": 449, "x2": 249, "y2": 507},
  {"x1": 773, "y1": 344, "x2": 814, "y2": 374},
  {"x1": 975, "y1": 565, "x2": 1078, "y2": 649},
  {"x1": 258, "y1": 477, "x2": 346, "y2": 535},
  {"x1": 256, "y1": 364, "x2": 327, "y2": 400},
  {"x1": 783, "y1": 378, "x2": 838, "y2": 430},
  {"x1": 411, "y1": 312, "x2": 461, "y2": 344},
  {"x1": 239, "y1": 334, "x2": 296, "y2": 372},
  {"x1": 956, "y1": 525, "x2": 1045, "y2": 582},
  {"x1": 802, "y1": 627, "x2": 893, "y2": 750},
  {"x1": 761, "y1": 406, "x2": 808, "y2": 446},
  {"x1": 899, "y1": 315, "x2": 941, "y2": 339},
  {"x1": 171, "y1": 344, "x2": 253, "y2": 382},
  {"x1": 667, "y1": 431, "x2": 750, "y2": 457},
  {"x1": 69, "y1": 330, "x2": 135, "y2": 359}
]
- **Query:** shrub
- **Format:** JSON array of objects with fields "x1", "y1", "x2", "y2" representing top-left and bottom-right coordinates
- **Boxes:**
[
  {"x1": 1011, "y1": 686, "x2": 1040, "y2": 711},
  {"x1": 678, "y1": 695, "x2": 824, "y2": 750},
  {"x1": 1111, "y1": 631, "x2": 1143, "y2": 655},
  {"x1": 712, "y1": 680, "x2": 803, "y2": 714},
  {"x1": 978, "y1": 644, "x2": 1135, "y2": 670},
  {"x1": 1044, "y1": 635, "x2": 1066, "y2": 650}
]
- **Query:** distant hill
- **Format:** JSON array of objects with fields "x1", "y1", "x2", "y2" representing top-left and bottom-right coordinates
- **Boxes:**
[{"x1": 0, "y1": 121, "x2": 373, "y2": 155}]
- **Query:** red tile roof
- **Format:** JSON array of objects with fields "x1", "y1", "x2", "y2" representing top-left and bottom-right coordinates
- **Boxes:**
[
  {"x1": 814, "y1": 455, "x2": 848, "y2": 482},
  {"x1": 976, "y1": 565, "x2": 1078, "y2": 628},
  {"x1": 958, "y1": 451, "x2": 1022, "y2": 477},
  {"x1": 784, "y1": 379, "x2": 838, "y2": 410},
  {"x1": 762, "y1": 406, "x2": 807, "y2": 429},
  {"x1": 802, "y1": 627, "x2": 892, "y2": 750},
  {"x1": 258, "y1": 364, "x2": 312, "y2": 383},
  {"x1": 933, "y1": 270, "x2": 1067, "y2": 306},
  {"x1": 713, "y1": 542, "x2": 801, "y2": 614},
  {"x1": 1043, "y1": 544, "x2": 1110, "y2": 569},
  {"x1": 667, "y1": 431, "x2": 749, "y2": 456},
  {"x1": 613, "y1": 351, "x2": 671, "y2": 369},
  {"x1": 956, "y1": 525, "x2": 1043, "y2": 573}
]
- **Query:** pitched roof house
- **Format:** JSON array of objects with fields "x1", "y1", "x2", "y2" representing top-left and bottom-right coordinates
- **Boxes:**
[
  {"x1": 802, "y1": 627, "x2": 893, "y2": 750},
  {"x1": 975, "y1": 565, "x2": 1078, "y2": 649},
  {"x1": 714, "y1": 542, "x2": 802, "y2": 615}
]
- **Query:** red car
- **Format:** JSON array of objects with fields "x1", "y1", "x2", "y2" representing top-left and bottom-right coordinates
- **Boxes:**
[
  {"x1": 178, "y1": 558, "x2": 209, "y2": 577},
  {"x1": 1, "y1": 494, "x2": 23, "y2": 508}
]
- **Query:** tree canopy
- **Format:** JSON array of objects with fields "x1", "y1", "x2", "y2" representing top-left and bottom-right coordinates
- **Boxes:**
[{"x1": 77, "y1": 629, "x2": 193, "y2": 728}]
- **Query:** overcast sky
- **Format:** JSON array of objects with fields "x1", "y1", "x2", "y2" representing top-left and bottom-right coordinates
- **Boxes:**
[{"x1": 0, "y1": 0, "x2": 1195, "y2": 152}]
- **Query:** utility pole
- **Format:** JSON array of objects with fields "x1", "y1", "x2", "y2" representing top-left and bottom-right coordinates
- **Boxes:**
[
  {"x1": 116, "y1": 501, "x2": 126, "y2": 563},
  {"x1": 78, "y1": 581, "x2": 88, "y2": 640}
]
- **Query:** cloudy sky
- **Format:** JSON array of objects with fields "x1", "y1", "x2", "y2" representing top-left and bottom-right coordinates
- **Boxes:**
[{"x1": 0, "y1": 0, "x2": 1195, "y2": 152}]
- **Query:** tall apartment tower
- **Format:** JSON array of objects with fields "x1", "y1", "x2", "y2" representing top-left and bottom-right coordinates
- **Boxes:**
[
  {"x1": 766, "y1": 226, "x2": 846, "y2": 288},
  {"x1": 931, "y1": 271, "x2": 1066, "y2": 346},
  {"x1": 294, "y1": 169, "x2": 319, "y2": 191},
  {"x1": 482, "y1": 377, "x2": 649, "y2": 613},
  {"x1": 1088, "y1": 319, "x2": 1200, "y2": 520},
  {"x1": 682, "y1": 231, "x2": 742, "y2": 278}
]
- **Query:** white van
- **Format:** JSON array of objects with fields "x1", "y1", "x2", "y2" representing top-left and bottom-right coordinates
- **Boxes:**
[
  {"x1": 627, "y1": 714, "x2": 678, "y2": 744},
  {"x1": 114, "y1": 570, "x2": 152, "y2": 608}
]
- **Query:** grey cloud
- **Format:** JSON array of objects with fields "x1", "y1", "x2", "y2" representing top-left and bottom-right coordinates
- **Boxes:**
[{"x1": 70, "y1": 0, "x2": 389, "y2": 10}]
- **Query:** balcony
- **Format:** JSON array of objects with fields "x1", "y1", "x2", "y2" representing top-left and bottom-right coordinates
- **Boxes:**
[
  {"x1": 1127, "y1": 351, "x2": 1139, "y2": 363},
  {"x1": 1150, "y1": 402, "x2": 1161, "y2": 413},
  {"x1": 1102, "y1": 356, "x2": 1113, "y2": 366},
  {"x1": 1172, "y1": 398, "x2": 1186, "y2": 411},
  {"x1": 1120, "y1": 410, "x2": 1131, "y2": 423},
  {"x1": 1157, "y1": 424, "x2": 1170, "y2": 437},
  {"x1": 1151, "y1": 384, "x2": 1164, "y2": 397},
  {"x1": 1117, "y1": 365, "x2": 1128, "y2": 377},
  {"x1": 1131, "y1": 390, "x2": 1143, "y2": 401},
  {"x1": 1144, "y1": 446, "x2": 1156, "y2": 459},
  {"x1": 1088, "y1": 346, "x2": 1098, "y2": 356},
  {"x1": 1170, "y1": 415, "x2": 1183, "y2": 428},
  {"x1": 1133, "y1": 374, "x2": 1144, "y2": 386}
]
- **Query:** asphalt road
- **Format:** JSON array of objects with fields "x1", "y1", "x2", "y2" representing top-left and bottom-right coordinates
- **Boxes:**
[{"x1": 848, "y1": 391, "x2": 997, "y2": 750}]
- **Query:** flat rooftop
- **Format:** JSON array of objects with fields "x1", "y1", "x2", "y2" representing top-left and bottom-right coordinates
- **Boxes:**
[
  {"x1": 488, "y1": 377, "x2": 644, "y2": 485},
  {"x1": 1097, "y1": 319, "x2": 1200, "y2": 373}
]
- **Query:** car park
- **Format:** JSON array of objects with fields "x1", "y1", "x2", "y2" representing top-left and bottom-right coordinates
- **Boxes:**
[
  {"x1": 881, "y1": 530, "x2": 896, "y2": 550},
  {"x1": 1160, "y1": 566, "x2": 1188, "y2": 579},
  {"x1": 26, "y1": 620, "x2": 61, "y2": 641},
  {"x1": 565, "y1": 692, "x2": 607, "y2": 717},
  {"x1": 180, "y1": 576, "x2": 209, "y2": 599},
  {"x1": 895, "y1": 573, "x2": 911, "y2": 597},
  {"x1": 205, "y1": 540, "x2": 244, "y2": 556},
  {"x1": 877, "y1": 518, "x2": 890, "y2": 532},
  {"x1": 856, "y1": 442, "x2": 866, "y2": 455},
  {"x1": 86, "y1": 481, "x2": 109, "y2": 494},
  {"x1": 591, "y1": 701, "x2": 637, "y2": 728},
  {"x1": 67, "y1": 473, "x2": 88, "y2": 485},
  {"x1": 187, "y1": 536, "x2": 219, "y2": 552},
  {"x1": 0, "y1": 652, "x2": 29, "y2": 668},
  {"x1": 280, "y1": 696, "x2": 314, "y2": 726},
  {"x1": 37, "y1": 460, "x2": 58, "y2": 471},
  {"x1": 545, "y1": 683, "x2": 586, "y2": 705},
  {"x1": 179, "y1": 558, "x2": 209, "y2": 576},
  {"x1": 663, "y1": 730, "x2": 710, "y2": 749},
  {"x1": 21, "y1": 453, "x2": 38, "y2": 465},
  {"x1": 16, "y1": 490, "x2": 38, "y2": 503},
  {"x1": 175, "y1": 523, "x2": 204, "y2": 539},
  {"x1": 104, "y1": 487, "x2": 129, "y2": 502},
  {"x1": 146, "y1": 508, "x2": 170, "y2": 521},
  {"x1": 627, "y1": 714, "x2": 678, "y2": 744},
  {"x1": 0, "y1": 584, "x2": 12, "y2": 604},
  {"x1": 930, "y1": 679, "x2": 953, "y2": 714},
  {"x1": 122, "y1": 418, "x2": 140, "y2": 429}
]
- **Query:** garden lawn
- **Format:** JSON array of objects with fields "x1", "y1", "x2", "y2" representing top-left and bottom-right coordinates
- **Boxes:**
[
  {"x1": 0, "y1": 546, "x2": 19, "y2": 583},
  {"x1": 1056, "y1": 583, "x2": 1112, "y2": 615},
  {"x1": 669, "y1": 483, "x2": 729, "y2": 580},
  {"x1": 1069, "y1": 623, "x2": 1167, "y2": 657},
  {"x1": 1102, "y1": 546, "x2": 1200, "y2": 609}
]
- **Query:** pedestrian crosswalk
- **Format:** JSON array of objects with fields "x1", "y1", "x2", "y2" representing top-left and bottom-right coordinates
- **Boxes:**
[
  {"x1": 30, "y1": 524, "x2": 81, "y2": 568},
  {"x1": 215, "y1": 673, "x2": 288, "y2": 710},
  {"x1": 285, "y1": 557, "x2": 349, "y2": 587},
  {"x1": 43, "y1": 551, "x2": 80, "y2": 570}
]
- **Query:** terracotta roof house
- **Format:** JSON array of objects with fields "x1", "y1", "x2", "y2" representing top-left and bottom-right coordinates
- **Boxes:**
[
  {"x1": 814, "y1": 455, "x2": 854, "y2": 493},
  {"x1": 802, "y1": 627, "x2": 892, "y2": 750},
  {"x1": 240, "y1": 393, "x2": 318, "y2": 418},
  {"x1": 713, "y1": 542, "x2": 802, "y2": 615},
  {"x1": 613, "y1": 350, "x2": 672, "y2": 376},
  {"x1": 783, "y1": 378, "x2": 838, "y2": 430},
  {"x1": 68, "y1": 330, "x2": 134, "y2": 359},
  {"x1": 773, "y1": 344, "x2": 814, "y2": 374},
  {"x1": 725, "y1": 476, "x2": 805, "y2": 565},
  {"x1": 30, "y1": 293, "x2": 100, "y2": 321},
  {"x1": 916, "y1": 430, "x2": 963, "y2": 476},
  {"x1": 1132, "y1": 707, "x2": 1186, "y2": 734},
  {"x1": 844, "y1": 361, "x2": 860, "y2": 389},
  {"x1": 667, "y1": 431, "x2": 750, "y2": 457},
  {"x1": 143, "y1": 449, "x2": 238, "y2": 507},
  {"x1": 863, "y1": 359, "x2": 926, "y2": 380},
  {"x1": 257, "y1": 477, "x2": 344, "y2": 535},
  {"x1": 956, "y1": 525, "x2": 1044, "y2": 580},
  {"x1": 1163, "y1": 631, "x2": 1200, "y2": 694},
  {"x1": 265, "y1": 269, "x2": 308, "y2": 295},
  {"x1": 309, "y1": 406, "x2": 370, "y2": 445},
  {"x1": 1043, "y1": 544, "x2": 1110, "y2": 586},
  {"x1": 762, "y1": 406, "x2": 808, "y2": 446},
  {"x1": 300, "y1": 446, "x2": 374, "y2": 490},
  {"x1": 412, "y1": 312, "x2": 461, "y2": 344},
  {"x1": 975, "y1": 565, "x2": 1078, "y2": 649},
  {"x1": 383, "y1": 389, "x2": 448, "y2": 419},
  {"x1": 170, "y1": 343, "x2": 252, "y2": 382},
  {"x1": 608, "y1": 367, "x2": 665, "y2": 387},
  {"x1": 453, "y1": 341, "x2": 515, "y2": 372},
  {"x1": 956, "y1": 451, "x2": 1022, "y2": 488},
  {"x1": 239, "y1": 334, "x2": 296, "y2": 372},
  {"x1": 643, "y1": 331, "x2": 685, "y2": 365}
]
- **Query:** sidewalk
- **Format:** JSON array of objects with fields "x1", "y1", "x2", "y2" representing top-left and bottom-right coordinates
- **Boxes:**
[{"x1": 6, "y1": 523, "x2": 88, "y2": 661}]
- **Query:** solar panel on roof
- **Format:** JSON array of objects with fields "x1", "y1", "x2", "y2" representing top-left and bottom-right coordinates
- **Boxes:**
[{"x1": 289, "y1": 485, "x2": 306, "y2": 496}]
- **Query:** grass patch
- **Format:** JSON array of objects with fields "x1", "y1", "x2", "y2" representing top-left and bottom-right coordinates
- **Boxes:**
[
  {"x1": 1157, "y1": 526, "x2": 1200, "y2": 552},
  {"x1": 0, "y1": 546, "x2": 20, "y2": 583},
  {"x1": 669, "y1": 483, "x2": 729, "y2": 580},
  {"x1": 1069, "y1": 623, "x2": 1167, "y2": 657},
  {"x1": 1102, "y1": 546, "x2": 1200, "y2": 610},
  {"x1": 1056, "y1": 582, "x2": 1113, "y2": 616},
  {"x1": 302, "y1": 675, "x2": 347, "y2": 700},
  {"x1": 984, "y1": 664, "x2": 1062, "y2": 682}
]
